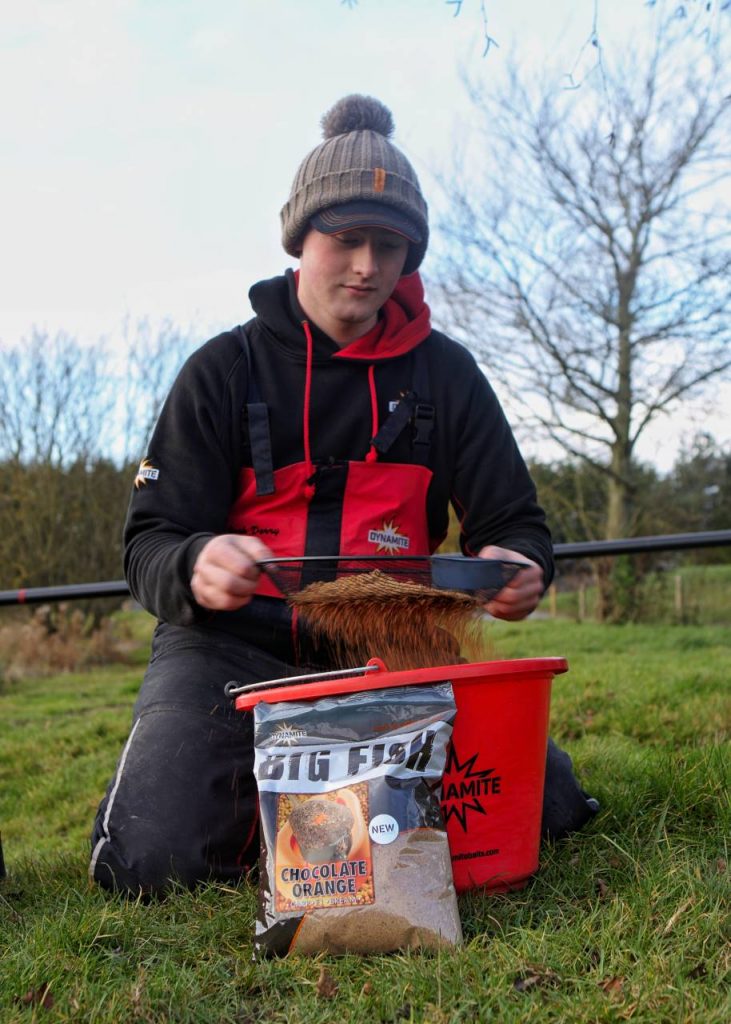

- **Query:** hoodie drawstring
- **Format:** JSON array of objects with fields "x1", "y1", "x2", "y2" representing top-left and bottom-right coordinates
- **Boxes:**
[
  {"x1": 365, "y1": 363, "x2": 379, "y2": 463},
  {"x1": 302, "y1": 321, "x2": 316, "y2": 501},
  {"x1": 301, "y1": 321, "x2": 380, "y2": 493}
]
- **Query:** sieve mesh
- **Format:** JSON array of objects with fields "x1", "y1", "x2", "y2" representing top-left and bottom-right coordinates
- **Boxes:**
[
  {"x1": 258, "y1": 555, "x2": 523, "y2": 602},
  {"x1": 258, "y1": 557, "x2": 526, "y2": 671}
]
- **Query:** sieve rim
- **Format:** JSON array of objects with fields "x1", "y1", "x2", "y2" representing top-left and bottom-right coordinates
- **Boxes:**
[{"x1": 256, "y1": 554, "x2": 530, "y2": 599}]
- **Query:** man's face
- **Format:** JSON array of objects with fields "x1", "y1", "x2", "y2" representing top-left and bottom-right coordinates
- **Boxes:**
[{"x1": 297, "y1": 226, "x2": 410, "y2": 346}]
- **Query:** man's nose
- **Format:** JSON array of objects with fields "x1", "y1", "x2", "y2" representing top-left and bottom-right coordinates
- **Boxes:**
[{"x1": 352, "y1": 243, "x2": 378, "y2": 276}]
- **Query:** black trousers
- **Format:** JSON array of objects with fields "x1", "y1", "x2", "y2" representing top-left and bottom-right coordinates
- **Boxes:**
[{"x1": 90, "y1": 623, "x2": 597, "y2": 895}]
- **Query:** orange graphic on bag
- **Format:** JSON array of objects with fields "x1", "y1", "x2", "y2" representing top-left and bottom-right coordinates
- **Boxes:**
[{"x1": 274, "y1": 785, "x2": 374, "y2": 912}]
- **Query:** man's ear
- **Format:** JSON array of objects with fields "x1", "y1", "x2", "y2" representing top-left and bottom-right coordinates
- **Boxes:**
[{"x1": 295, "y1": 225, "x2": 313, "y2": 258}]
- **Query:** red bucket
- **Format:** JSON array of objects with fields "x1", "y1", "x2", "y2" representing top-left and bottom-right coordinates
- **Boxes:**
[{"x1": 233, "y1": 657, "x2": 567, "y2": 893}]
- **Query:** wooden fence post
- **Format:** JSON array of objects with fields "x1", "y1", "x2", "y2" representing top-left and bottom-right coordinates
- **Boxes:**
[
  {"x1": 674, "y1": 573, "x2": 683, "y2": 622},
  {"x1": 578, "y1": 585, "x2": 586, "y2": 622}
]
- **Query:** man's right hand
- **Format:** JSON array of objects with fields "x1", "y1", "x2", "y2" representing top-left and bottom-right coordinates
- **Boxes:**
[{"x1": 191, "y1": 535, "x2": 274, "y2": 611}]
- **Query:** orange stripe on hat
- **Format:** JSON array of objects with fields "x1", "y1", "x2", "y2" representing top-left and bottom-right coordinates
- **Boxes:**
[{"x1": 373, "y1": 167, "x2": 386, "y2": 192}]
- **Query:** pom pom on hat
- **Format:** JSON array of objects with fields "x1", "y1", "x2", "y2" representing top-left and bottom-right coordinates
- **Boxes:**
[
  {"x1": 280, "y1": 94, "x2": 428, "y2": 275},
  {"x1": 320, "y1": 95, "x2": 395, "y2": 140}
]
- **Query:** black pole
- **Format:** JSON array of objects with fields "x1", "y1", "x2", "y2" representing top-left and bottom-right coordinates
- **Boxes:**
[
  {"x1": 0, "y1": 580, "x2": 130, "y2": 607},
  {"x1": 553, "y1": 529, "x2": 731, "y2": 559},
  {"x1": 0, "y1": 530, "x2": 730, "y2": 608}
]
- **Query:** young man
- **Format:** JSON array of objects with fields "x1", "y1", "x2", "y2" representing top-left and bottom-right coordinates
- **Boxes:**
[{"x1": 90, "y1": 95, "x2": 596, "y2": 895}]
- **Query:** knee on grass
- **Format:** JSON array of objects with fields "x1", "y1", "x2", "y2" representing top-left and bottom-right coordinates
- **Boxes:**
[{"x1": 90, "y1": 839, "x2": 218, "y2": 898}]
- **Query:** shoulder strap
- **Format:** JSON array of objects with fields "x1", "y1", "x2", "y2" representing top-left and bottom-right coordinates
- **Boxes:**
[
  {"x1": 370, "y1": 344, "x2": 434, "y2": 466},
  {"x1": 237, "y1": 326, "x2": 275, "y2": 496},
  {"x1": 410, "y1": 343, "x2": 434, "y2": 466}
]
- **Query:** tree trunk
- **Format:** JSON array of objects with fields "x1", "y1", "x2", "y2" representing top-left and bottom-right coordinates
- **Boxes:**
[{"x1": 596, "y1": 328, "x2": 636, "y2": 621}]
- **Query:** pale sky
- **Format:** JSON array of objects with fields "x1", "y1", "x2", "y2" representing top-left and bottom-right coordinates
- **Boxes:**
[{"x1": 2, "y1": 0, "x2": 729, "y2": 471}]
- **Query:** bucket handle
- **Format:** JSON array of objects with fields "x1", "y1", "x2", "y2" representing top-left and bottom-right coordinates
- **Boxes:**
[{"x1": 224, "y1": 658, "x2": 387, "y2": 698}]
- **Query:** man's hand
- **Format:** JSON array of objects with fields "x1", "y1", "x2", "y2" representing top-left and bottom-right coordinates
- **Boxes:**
[
  {"x1": 478, "y1": 544, "x2": 545, "y2": 621},
  {"x1": 191, "y1": 535, "x2": 274, "y2": 612}
]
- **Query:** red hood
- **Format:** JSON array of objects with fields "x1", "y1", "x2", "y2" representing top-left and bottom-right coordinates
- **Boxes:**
[
  {"x1": 332, "y1": 272, "x2": 432, "y2": 362},
  {"x1": 288, "y1": 270, "x2": 431, "y2": 363}
]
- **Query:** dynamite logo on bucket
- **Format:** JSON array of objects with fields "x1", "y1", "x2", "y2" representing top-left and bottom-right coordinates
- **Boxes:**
[{"x1": 440, "y1": 744, "x2": 502, "y2": 832}]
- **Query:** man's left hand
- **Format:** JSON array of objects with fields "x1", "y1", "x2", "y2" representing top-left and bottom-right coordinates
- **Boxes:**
[{"x1": 478, "y1": 544, "x2": 545, "y2": 621}]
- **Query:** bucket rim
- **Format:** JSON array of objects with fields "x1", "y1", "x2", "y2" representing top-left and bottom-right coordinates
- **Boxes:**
[{"x1": 233, "y1": 656, "x2": 568, "y2": 711}]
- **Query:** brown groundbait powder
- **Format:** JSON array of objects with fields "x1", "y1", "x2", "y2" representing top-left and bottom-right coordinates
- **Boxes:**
[
  {"x1": 292, "y1": 571, "x2": 492, "y2": 670},
  {"x1": 290, "y1": 830, "x2": 460, "y2": 954}
]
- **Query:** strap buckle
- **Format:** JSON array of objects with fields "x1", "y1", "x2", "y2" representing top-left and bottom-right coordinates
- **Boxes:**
[{"x1": 412, "y1": 402, "x2": 435, "y2": 447}]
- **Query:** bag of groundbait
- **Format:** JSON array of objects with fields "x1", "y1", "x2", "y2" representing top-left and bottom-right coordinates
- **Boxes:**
[{"x1": 252, "y1": 682, "x2": 462, "y2": 956}]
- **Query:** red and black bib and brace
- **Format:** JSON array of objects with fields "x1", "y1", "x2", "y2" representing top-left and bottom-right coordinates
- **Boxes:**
[{"x1": 227, "y1": 325, "x2": 436, "y2": 657}]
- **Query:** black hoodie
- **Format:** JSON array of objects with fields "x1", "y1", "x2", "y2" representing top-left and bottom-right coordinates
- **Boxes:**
[{"x1": 124, "y1": 271, "x2": 553, "y2": 638}]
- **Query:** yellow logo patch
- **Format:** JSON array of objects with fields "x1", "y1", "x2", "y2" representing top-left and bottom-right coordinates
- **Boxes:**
[{"x1": 134, "y1": 458, "x2": 160, "y2": 489}]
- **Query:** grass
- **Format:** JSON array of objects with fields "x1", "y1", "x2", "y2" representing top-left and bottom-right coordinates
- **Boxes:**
[{"x1": 1, "y1": 615, "x2": 729, "y2": 1023}]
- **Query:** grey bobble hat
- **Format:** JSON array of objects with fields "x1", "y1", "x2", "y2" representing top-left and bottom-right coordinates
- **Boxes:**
[{"x1": 280, "y1": 94, "x2": 429, "y2": 275}]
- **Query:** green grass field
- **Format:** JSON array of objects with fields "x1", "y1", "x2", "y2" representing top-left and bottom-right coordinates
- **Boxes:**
[{"x1": 1, "y1": 616, "x2": 729, "y2": 1023}]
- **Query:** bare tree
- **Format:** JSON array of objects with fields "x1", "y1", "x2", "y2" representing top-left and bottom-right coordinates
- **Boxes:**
[
  {"x1": 341, "y1": 1, "x2": 730, "y2": 58},
  {"x1": 0, "y1": 330, "x2": 115, "y2": 466},
  {"x1": 0, "y1": 321, "x2": 198, "y2": 468},
  {"x1": 0, "y1": 321, "x2": 197, "y2": 596},
  {"x1": 433, "y1": 20, "x2": 731, "y2": 618},
  {"x1": 117, "y1": 316, "x2": 199, "y2": 465}
]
